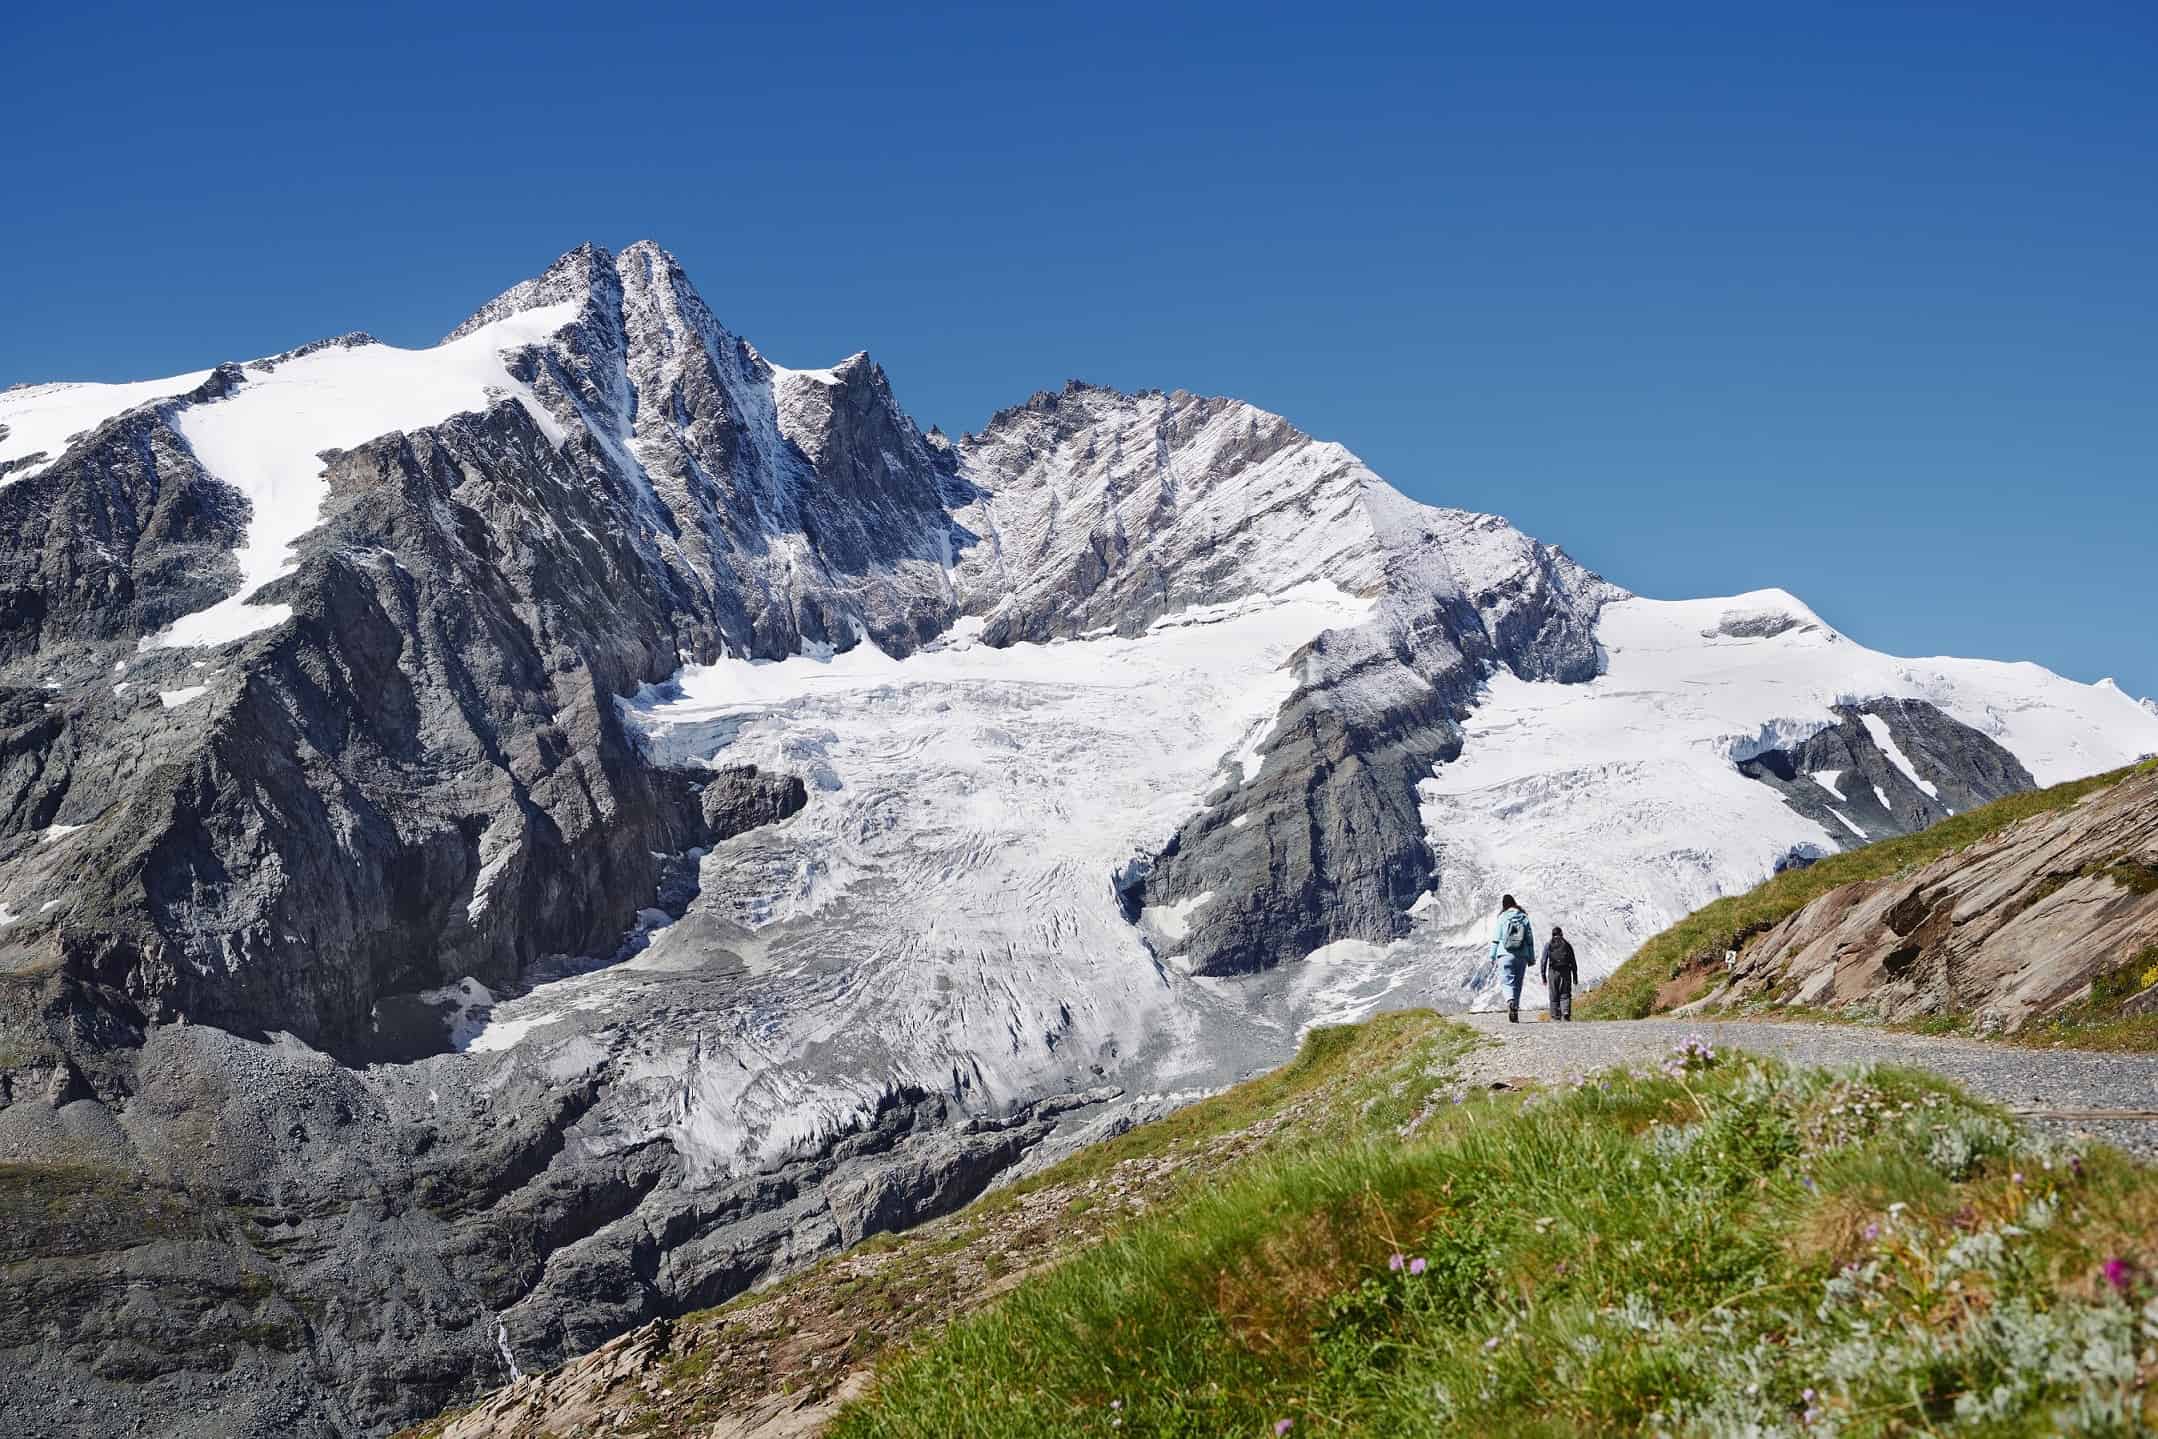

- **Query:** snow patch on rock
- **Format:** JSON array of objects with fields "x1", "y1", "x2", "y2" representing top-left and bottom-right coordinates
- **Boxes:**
[
  {"x1": 0, "y1": 369, "x2": 214, "y2": 484},
  {"x1": 1860, "y1": 711, "x2": 1940, "y2": 798},
  {"x1": 148, "y1": 303, "x2": 579, "y2": 649},
  {"x1": 1411, "y1": 590, "x2": 2158, "y2": 1012}
]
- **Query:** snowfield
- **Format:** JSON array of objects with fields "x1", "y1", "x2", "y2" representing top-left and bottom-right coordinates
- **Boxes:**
[
  {"x1": 456, "y1": 580, "x2": 1379, "y2": 1172},
  {"x1": 508, "y1": 571, "x2": 2154, "y2": 1172},
  {"x1": 0, "y1": 370, "x2": 214, "y2": 483},
  {"x1": 1417, "y1": 590, "x2": 2158, "y2": 1011},
  {"x1": 149, "y1": 304, "x2": 580, "y2": 649}
]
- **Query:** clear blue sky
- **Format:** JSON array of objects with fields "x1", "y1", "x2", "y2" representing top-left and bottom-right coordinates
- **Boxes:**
[{"x1": 6, "y1": 2, "x2": 2153, "y2": 697}]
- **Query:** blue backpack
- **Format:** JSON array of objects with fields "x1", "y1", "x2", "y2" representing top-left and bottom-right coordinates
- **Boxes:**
[{"x1": 1501, "y1": 909, "x2": 1534, "y2": 960}]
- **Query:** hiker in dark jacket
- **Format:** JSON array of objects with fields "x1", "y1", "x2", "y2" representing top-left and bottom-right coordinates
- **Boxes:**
[
  {"x1": 1541, "y1": 926, "x2": 1579, "y2": 1022},
  {"x1": 1489, "y1": 894, "x2": 1535, "y2": 1024}
]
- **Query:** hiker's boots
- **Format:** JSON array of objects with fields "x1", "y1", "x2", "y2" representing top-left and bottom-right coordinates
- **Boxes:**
[{"x1": 1507, "y1": 1004, "x2": 1518, "y2": 1024}]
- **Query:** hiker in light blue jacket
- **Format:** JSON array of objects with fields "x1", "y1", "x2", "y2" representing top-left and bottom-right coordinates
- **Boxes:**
[{"x1": 1490, "y1": 894, "x2": 1536, "y2": 1024}]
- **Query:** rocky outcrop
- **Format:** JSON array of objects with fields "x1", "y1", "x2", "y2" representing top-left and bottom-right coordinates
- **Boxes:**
[
  {"x1": 0, "y1": 1015, "x2": 1077, "y2": 1439},
  {"x1": 949, "y1": 385, "x2": 1619, "y2": 977},
  {"x1": 0, "y1": 375, "x2": 247, "y2": 662},
  {"x1": 0, "y1": 246, "x2": 998, "y2": 1438},
  {"x1": 1737, "y1": 698, "x2": 2035, "y2": 847},
  {"x1": 694, "y1": 766, "x2": 808, "y2": 842},
  {"x1": 0, "y1": 240, "x2": 2150, "y2": 1439},
  {"x1": 1683, "y1": 766, "x2": 2158, "y2": 1030},
  {"x1": 1127, "y1": 521, "x2": 1613, "y2": 978}
]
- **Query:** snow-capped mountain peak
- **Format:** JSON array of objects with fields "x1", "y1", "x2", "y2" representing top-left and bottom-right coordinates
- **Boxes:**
[
  {"x1": 441, "y1": 239, "x2": 620, "y2": 342},
  {"x1": 4, "y1": 239, "x2": 2155, "y2": 1435}
]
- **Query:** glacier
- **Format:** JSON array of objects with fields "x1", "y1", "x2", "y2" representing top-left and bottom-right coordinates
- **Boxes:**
[{"x1": 2, "y1": 238, "x2": 2155, "y2": 1437}]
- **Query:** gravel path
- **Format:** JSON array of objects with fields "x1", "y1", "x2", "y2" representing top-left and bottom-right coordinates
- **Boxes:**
[{"x1": 1454, "y1": 1013, "x2": 2158, "y2": 1159}]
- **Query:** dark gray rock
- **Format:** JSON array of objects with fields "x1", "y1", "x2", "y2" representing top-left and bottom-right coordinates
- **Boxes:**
[
  {"x1": 0, "y1": 245, "x2": 998, "y2": 1436},
  {"x1": 1738, "y1": 698, "x2": 2035, "y2": 845},
  {"x1": 0, "y1": 1008, "x2": 1078, "y2": 1438},
  {"x1": 1127, "y1": 533, "x2": 1612, "y2": 978},
  {"x1": 694, "y1": 766, "x2": 807, "y2": 842},
  {"x1": 0, "y1": 238, "x2": 2089, "y2": 1439}
]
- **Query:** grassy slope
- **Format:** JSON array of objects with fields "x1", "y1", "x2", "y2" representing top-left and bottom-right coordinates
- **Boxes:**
[
  {"x1": 397, "y1": 1012, "x2": 1482, "y2": 1439},
  {"x1": 835, "y1": 1040, "x2": 2158, "y2": 1438},
  {"x1": 1578, "y1": 758, "x2": 2158, "y2": 1023}
]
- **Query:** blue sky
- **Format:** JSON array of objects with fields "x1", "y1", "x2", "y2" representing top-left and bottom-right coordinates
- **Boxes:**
[{"x1": 6, "y1": 1, "x2": 2153, "y2": 697}]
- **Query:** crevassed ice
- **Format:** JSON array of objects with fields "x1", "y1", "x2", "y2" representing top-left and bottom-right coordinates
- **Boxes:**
[{"x1": 604, "y1": 580, "x2": 1374, "y2": 1174}]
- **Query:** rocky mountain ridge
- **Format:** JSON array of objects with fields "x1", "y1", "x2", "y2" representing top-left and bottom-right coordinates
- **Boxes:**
[
  {"x1": 1674, "y1": 763, "x2": 2158, "y2": 1031},
  {"x1": 1, "y1": 241, "x2": 2154, "y2": 1437}
]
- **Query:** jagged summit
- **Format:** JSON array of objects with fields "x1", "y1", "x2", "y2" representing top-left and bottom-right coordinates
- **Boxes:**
[
  {"x1": 442, "y1": 239, "x2": 619, "y2": 341},
  {"x1": 2, "y1": 241, "x2": 2155, "y2": 1439},
  {"x1": 970, "y1": 376, "x2": 1172, "y2": 440}
]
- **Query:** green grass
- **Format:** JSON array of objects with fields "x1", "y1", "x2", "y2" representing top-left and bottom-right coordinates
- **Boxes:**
[
  {"x1": 707, "y1": 1009, "x2": 1481, "y2": 1322},
  {"x1": 833, "y1": 1045, "x2": 2158, "y2": 1438},
  {"x1": 978, "y1": 1010, "x2": 1483, "y2": 1214},
  {"x1": 390, "y1": 1014, "x2": 1489, "y2": 1439},
  {"x1": 0, "y1": 1161, "x2": 207, "y2": 1262},
  {"x1": 1579, "y1": 758, "x2": 2158, "y2": 1021}
]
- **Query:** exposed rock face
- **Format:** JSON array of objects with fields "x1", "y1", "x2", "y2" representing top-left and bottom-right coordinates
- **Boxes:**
[
  {"x1": 1126, "y1": 507, "x2": 1613, "y2": 978},
  {"x1": 0, "y1": 374, "x2": 248, "y2": 660},
  {"x1": 1737, "y1": 698, "x2": 2036, "y2": 846},
  {"x1": 946, "y1": 384, "x2": 1617, "y2": 977},
  {"x1": 0, "y1": 241, "x2": 2152, "y2": 1439},
  {"x1": 1686, "y1": 767, "x2": 2158, "y2": 1030},
  {"x1": 0, "y1": 245, "x2": 997, "y2": 1438},
  {"x1": 0, "y1": 1018, "x2": 1075, "y2": 1439},
  {"x1": 696, "y1": 766, "x2": 808, "y2": 841}
]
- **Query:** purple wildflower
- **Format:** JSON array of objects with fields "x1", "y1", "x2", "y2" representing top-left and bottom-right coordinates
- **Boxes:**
[
  {"x1": 1862, "y1": 1223, "x2": 1880, "y2": 1242},
  {"x1": 1483, "y1": 1336, "x2": 1500, "y2": 1351},
  {"x1": 1802, "y1": 1388, "x2": 1816, "y2": 1403},
  {"x1": 2102, "y1": 1257, "x2": 2134, "y2": 1292},
  {"x1": 1409, "y1": 1257, "x2": 1428, "y2": 1276},
  {"x1": 1275, "y1": 1421, "x2": 1294, "y2": 1437},
  {"x1": 1389, "y1": 1252, "x2": 1405, "y2": 1272}
]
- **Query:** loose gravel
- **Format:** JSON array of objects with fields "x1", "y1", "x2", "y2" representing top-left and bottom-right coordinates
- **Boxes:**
[{"x1": 1454, "y1": 1013, "x2": 2158, "y2": 1160}]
